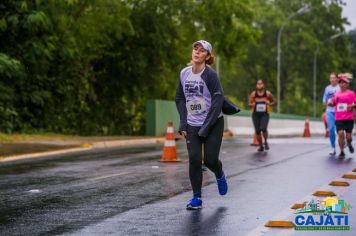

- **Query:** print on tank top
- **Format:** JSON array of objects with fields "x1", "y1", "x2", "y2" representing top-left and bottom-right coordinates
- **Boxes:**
[
  {"x1": 254, "y1": 90, "x2": 268, "y2": 113},
  {"x1": 185, "y1": 79, "x2": 207, "y2": 115}
]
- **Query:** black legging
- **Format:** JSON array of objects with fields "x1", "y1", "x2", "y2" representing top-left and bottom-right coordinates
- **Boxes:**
[
  {"x1": 186, "y1": 117, "x2": 224, "y2": 197},
  {"x1": 252, "y1": 112, "x2": 269, "y2": 134}
]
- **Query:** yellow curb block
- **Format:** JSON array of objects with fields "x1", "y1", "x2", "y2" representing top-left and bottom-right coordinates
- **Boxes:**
[
  {"x1": 329, "y1": 181, "x2": 350, "y2": 186},
  {"x1": 312, "y1": 191, "x2": 336, "y2": 197},
  {"x1": 342, "y1": 173, "x2": 356, "y2": 179},
  {"x1": 81, "y1": 143, "x2": 93, "y2": 148},
  {"x1": 265, "y1": 221, "x2": 295, "y2": 228},
  {"x1": 223, "y1": 130, "x2": 233, "y2": 137},
  {"x1": 291, "y1": 203, "x2": 304, "y2": 209}
]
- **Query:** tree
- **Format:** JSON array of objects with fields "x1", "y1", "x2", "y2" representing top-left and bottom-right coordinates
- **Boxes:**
[{"x1": 0, "y1": 0, "x2": 354, "y2": 134}]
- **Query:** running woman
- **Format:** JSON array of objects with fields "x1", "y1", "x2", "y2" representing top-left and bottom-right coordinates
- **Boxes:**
[
  {"x1": 248, "y1": 80, "x2": 275, "y2": 152},
  {"x1": 328, "y1": 75, "x2": 356, "y2": 158},
  {"x1": 322, "y1": 72, "x2": 340, "y2": 155},
  {"x1": 176, "y1": 40, "x2": 228, "y2": 210}
]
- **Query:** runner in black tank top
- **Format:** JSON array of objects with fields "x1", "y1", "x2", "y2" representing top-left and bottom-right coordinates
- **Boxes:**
[{"x1": 249, "y1": 80, "x2": 276, "y2": 152}]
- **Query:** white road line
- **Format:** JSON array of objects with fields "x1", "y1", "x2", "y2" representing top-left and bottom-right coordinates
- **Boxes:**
[{"x1": 90, "y1": 172, "x2": 130, "y2": 181}]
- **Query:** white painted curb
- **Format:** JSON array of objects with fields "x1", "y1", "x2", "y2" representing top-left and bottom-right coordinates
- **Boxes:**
[
  {"x1": 91, "y1": 138, "x2": 165, "y2": 148},
  {"x1": 0, "y1": 146, "x2": 92, "y2": 163},
  {"x1": 226, "y1": 116, "x2": 326, "y2": 136},
  {"x1": 0, "y1": 138, "x2": 165, "y2": 163}
]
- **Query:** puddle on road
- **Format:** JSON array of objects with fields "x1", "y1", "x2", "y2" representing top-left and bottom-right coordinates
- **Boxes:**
[{"x1": 28, "y1": 189, "x2": 42, "y2": 193}]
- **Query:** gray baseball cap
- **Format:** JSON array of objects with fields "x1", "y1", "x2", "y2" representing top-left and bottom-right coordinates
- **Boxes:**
[{"x1": 192, "y1": 40, "x2": 212, "y2": 53}]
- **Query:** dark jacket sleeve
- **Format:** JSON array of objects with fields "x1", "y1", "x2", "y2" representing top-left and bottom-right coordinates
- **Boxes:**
[
  {"x1": 222, "y1": 97, "x2": 240, "y2": 115},
  {"x1": 198, "y1": 69, "x2": 224, "y2": 137},
  {"x1": 175, "y1": 76, "x2": 187, "y2": 134}
]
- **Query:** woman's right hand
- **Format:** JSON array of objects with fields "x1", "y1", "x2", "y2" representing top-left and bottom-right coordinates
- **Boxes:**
[
  {"x1": 327, "y1": 99, "x2": 334, "y2": 106},
  {"x1": 181, "y1": 131, "x2": 187, "y2": 137}
]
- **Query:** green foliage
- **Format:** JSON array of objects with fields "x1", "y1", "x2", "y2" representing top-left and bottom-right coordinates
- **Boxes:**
[
  {"x1": 0, "y1": 0, "x2": 355, "y2": 135},
  {"x1": 0, "y1": 53, "x2": 24, "y2": 132},
  {"x1": 0, "y1": 53, "x2": 24, "y2": 77},
  {"x1": 223, "y1": 0, "x2": 355, "y2": 117}
]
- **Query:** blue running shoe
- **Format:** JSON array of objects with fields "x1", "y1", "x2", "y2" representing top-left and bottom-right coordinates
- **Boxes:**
[
  {"x1": 217, "y1": 172, "x2": 228, "y2": 195},
  {"x1": 186, "y1": 197, "x2": 202, "y2": 210}
]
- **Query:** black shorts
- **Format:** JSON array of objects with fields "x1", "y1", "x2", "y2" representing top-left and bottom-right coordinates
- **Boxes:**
[
  {"x1": 335, "y1": 120, "x2": 354, "y2": 133},
  {"x1": 252, "y1": 112, "x2": 269, "y2": 134}
]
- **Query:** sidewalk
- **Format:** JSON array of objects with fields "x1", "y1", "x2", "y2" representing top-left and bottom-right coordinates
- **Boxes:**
[{"x1": 0, "y1": 136, "x2": 165, "y2": 163}]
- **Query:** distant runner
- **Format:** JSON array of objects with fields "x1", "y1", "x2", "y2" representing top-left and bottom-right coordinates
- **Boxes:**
[
  {"x1": 328, "y1": 75, "x2": 356, "y2": 158},
  {"x1": 249, "y1": 80, "x2": 275, "y2": 152},
  {"x1": 176, "y1": 40, "x2": 228, "y2": 210},
  {"x1": 322, "y1": 72, "x2": 340, "y2": 155}
]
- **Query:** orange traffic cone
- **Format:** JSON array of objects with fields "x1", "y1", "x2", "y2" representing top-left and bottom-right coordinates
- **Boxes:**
[
  {"x1": 303, "y1": 115, "x2": 311, "y2": 137},
  {"x1": 160, "y1": 121, "x2": 180, "y2": 162},
  {"x1": 250, "y1": 134, "x2": 259, "y2": 146}
]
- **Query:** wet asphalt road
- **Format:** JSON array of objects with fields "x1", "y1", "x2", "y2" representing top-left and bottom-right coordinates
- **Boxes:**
[{"x1": 1, "y1": 137, "x2": 356, "y2": 236}]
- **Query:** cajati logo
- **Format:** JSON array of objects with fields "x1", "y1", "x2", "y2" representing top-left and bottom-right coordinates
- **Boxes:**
[{"x1": 294, "y1": 197, "x2": 351, "y2": 230}]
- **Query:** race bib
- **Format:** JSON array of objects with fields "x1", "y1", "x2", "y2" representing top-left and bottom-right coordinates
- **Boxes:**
[
  {"x1": 337, "y1": 103, "x2": 347, "y2": 112},
  {"x1": 256, "y1": 103, "x2": 267, "y2": 112},
  {"x1": 186, "y1": 98, "x2": 207, "y2": 115}
]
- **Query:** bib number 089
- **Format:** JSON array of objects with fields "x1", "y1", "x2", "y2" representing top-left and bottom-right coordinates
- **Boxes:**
[
  {"x1": 191, "y1": 104, "x2": 202, "y2": 110},
  {"x1": 187, "y1": 98, "x2": 206, "y2": 115}
]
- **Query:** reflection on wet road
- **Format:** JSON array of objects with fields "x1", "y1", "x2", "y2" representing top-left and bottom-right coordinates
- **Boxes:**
[{"x1": 1, "y1": 137, "x2": 355, "y2": 235}]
